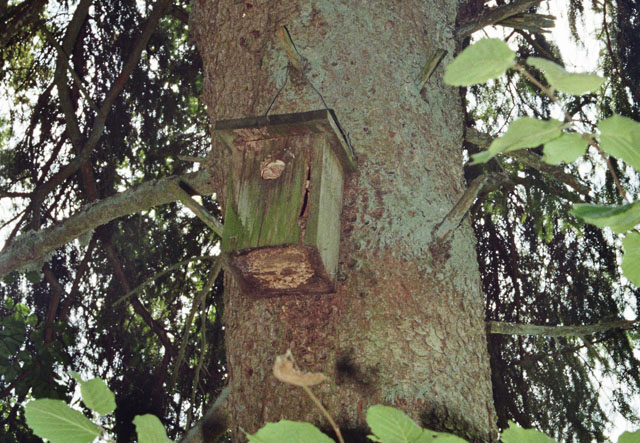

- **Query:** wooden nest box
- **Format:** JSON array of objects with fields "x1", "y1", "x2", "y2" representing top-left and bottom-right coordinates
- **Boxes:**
[{"x1": 215, "y1": 109, "x2": 356, "y2": 295}]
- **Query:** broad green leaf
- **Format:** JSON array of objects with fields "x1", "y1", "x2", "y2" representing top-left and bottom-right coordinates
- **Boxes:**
[
  {"x1": 444, "y1": 39, "x2": 515, "y2": 86},
  {"x1": 618, "y1": 429, "x2": 640, "y2": 443},
  {"x1": 246, "y1": 420, "x2": 334, "y2": 443},
  {"x1": 69, "y1": 370, "x2": 83, "y2": 383},
  {"x1": 542, "y1": 133, "x2": 588, "y2": 165},
  {"x1": 133, "y1": 414, "x2": 171, "y2": 443},
  {"x1": 470, "y1": 118, "x2": 563, "y2": 164},
  {"x1": 571, "y1": 201, "x2": 640, "y2": 234},
  {"x1": 526, "y1": 57, "x2": 604, "y2": 95},
  {"x1": 80, "y1": 378, "x2": 116, "y2": 415},
  {"x1": 598, "y1": 115, "x2": 640, "y2": 170},
  {"x1": 366, "y1": 405, "x2": 423, "y2": 443},
  {"x1": 68, "y1": 371, "x2": 116, "y2": 415},
  {"x1": 622, "y1": 233, "x2": 640, "y2": 288},
  {"x1": 501, "y1": 421, "x2": 556, "y2": 443},
  {"x1": 24, "y1": 399, "x2": 100, "y2": 443},
  {"x1": 468, "y1": 151, "x2": 494, "y2": 165}
]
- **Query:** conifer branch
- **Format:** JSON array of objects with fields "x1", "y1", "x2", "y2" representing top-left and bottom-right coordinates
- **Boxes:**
[
  {"x1": 457, "y1": 0, "x2": 544, "y2": 38},
  {"x1": 487, "y1": 319, "x2": 639, "y2": 337}
]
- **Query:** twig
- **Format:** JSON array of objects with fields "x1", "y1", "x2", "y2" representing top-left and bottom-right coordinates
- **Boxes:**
[
  {"x1": 177, "y1": 155, "x2": 211, "y2": 165},
  {"x1": 301, "y1": 385, "x2": 345, "y2": 443},
  {"x1": 278, "y1": 25, "x2": 303, "y2": 71},
  {"x1": 169, "y1": 258, "x2": 222, "y2": 393},
  {"x1": 171, "y1": 182, "x2": 224, "y2": 237},
  {"x1": 457, "y1": 0, "x2": 542, "y2": 38},
  {"x1": 431, "y1": 175, "x2": 491, "y2": 244},
  {"x1": 38, "y1": 23, "x2": 102, "y2": 116},
  {"x1": 513, "y1": 63, "x2": 572, "y2": 122},
  {"x1": 112, "y1": 255, "x2": 218, "y2": 307},
  {"x1": 186, "y1": 294, "x2": 209, "y2": 430},
  {"x1": 416, "y1": 49, "x2": 447, "y2": 89}
]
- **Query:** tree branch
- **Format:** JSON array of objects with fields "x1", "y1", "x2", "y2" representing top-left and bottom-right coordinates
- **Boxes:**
[
  {"x1": 43, "y1": 266, "x2": 65, "y2": 345},
  {"x1": 497, "y1": 13, "x2": 555, "y2": 34},
  {"x1": 169, "y1": 4, "x2": 189, "y2": 25},
  {"x1": 172, "y1": 184, "x2": 224, "y2": 237},
  {"x1": 31, "y1": 0, "x2": 172, "y2": 219},
  {"x1": 457, "y1": 0, "x2": 543, "y2": 38},
  {"x1": 431, "y1": 174, "x2": 509, "y2": 244},
  {"x1": 486, "y1": 319, "x2": 639, "y2": 337},
  {"x1": 179, "y1": 385, "x2": 230, "y2": 443},
  {"x1": 104, "y1": 241, "x2": 177, "y2": 358},
  {"x1": 39, "y1": 22, "x2": 100, "y2": 115},
  {"x1": 169, "y1": 258, "x2": 222, "y2": 393},
  {"x1": 0, "y1": 168, "x2": 218, "y2": 278}
]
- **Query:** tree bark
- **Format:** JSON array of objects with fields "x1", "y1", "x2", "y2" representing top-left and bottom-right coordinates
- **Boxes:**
[{"x1": 191, "y1": 1, "x2": 497, "y2": 441}]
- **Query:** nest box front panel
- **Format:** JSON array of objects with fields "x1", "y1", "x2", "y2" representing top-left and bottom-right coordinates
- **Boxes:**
[
  {"x1": 223, "y1": 135, "x2": 310, "y2": 251},
  {"x1": 214, "y1": 110, "x2": 355, "y2": 295}
]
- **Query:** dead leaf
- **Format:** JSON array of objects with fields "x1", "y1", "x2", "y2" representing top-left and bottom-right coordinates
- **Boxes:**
[{"x1": 273, "y1": 352, "x2": 328, "y2": 387}]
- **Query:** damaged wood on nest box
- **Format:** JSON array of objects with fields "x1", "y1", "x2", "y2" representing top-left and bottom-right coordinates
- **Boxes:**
[{"x1": 214, "y1": 109, "x2": 356, "y2": 295}]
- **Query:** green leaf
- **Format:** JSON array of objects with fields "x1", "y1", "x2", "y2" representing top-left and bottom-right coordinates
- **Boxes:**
[
  {"x1": 68, "y1": 371, "x2": 116, "y2": 415},
  {"x1": 598, "y1": 115, "x2": 640, "y2": 170},
  {"x1": 618, "y1": 429, "x2": 640, "y2": 443},
  {"x1": 366, "y1": 405, "x2": 423, "y2": 443},
  {"x1": 622, "y1": 233, "x2": 640, "y2": 287},
  {"x1": 133, "y1": 414, "x2": 172, "y2": 443},
  {"x1": 444, "y1": 39, "x2": 515, "y2": 86},
  {"x1": 468, "y1": 151, "x2": 494, "y2": 165},
  {"x1": 526, "y1": 57, "x2": 604, "y2": 95},
  {"x1": 570, "y1": 201, "x2": 640, "y2": 234},
  {"x1": 471, "y1": 118, "x2": 563, "y2": 164},
  {"x1": 69, "y1": 370, "x2": 83, "y2": 383},
  {"x1": 24, "y1": 399, "x2": 101, "y2": 443},
  {"x1": 4, "y1": 297, "x2": 15, "y2": 309},
  {"x1": 80, "y1": 378, "x2": 116, "y2": 415},
  {"x1": 542, "y1": 133, "x2": 588, "y2": 165},
  {"x1": 246, "y1": 420, "x2": 334, "y2": 443},
  {"x1": 501, "y1": 421, "x2": 556, "y2": 443}
]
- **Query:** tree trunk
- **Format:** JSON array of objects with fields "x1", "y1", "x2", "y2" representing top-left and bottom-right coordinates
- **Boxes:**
[{"x1": 191, "y1": 1, "x2": 497, "y2": 441}]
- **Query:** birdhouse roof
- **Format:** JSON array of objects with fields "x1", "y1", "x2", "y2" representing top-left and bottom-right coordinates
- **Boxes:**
[{"x1": 214, "y1": 109, "x2": 356, "y2": 173}]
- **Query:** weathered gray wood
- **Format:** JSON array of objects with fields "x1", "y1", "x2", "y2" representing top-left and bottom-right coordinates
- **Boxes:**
[
  {"x1": 215, "y1": 110, "x2": 354, "y2": 294},
  {"x1": 214, "y1": 109, "x2": 356, "y2": 172}
]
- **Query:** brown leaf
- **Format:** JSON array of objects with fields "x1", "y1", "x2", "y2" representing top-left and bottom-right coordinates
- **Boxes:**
[{"x1": 273, "y1": 352, "x2": 328, "y2": 387}]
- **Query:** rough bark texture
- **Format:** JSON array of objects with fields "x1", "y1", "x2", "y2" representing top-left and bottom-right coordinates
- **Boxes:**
[{"x1": 191, "y1": 1, "x2": 497, "y2": 441}]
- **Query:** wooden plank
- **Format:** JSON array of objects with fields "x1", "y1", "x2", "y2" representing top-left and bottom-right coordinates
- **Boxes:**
[
  {"x1": 303, "y1": 137, "x2": 343, "y2": 285},
  {"x1": 231, "y1": 245, "x2": 333, "y2": 295},
  {"x1": 214, "y1": 109, "x2": 356, "y2": 173},
  {"x1": 221, "y1": 137, "x2": 306, "y2": 252}
]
